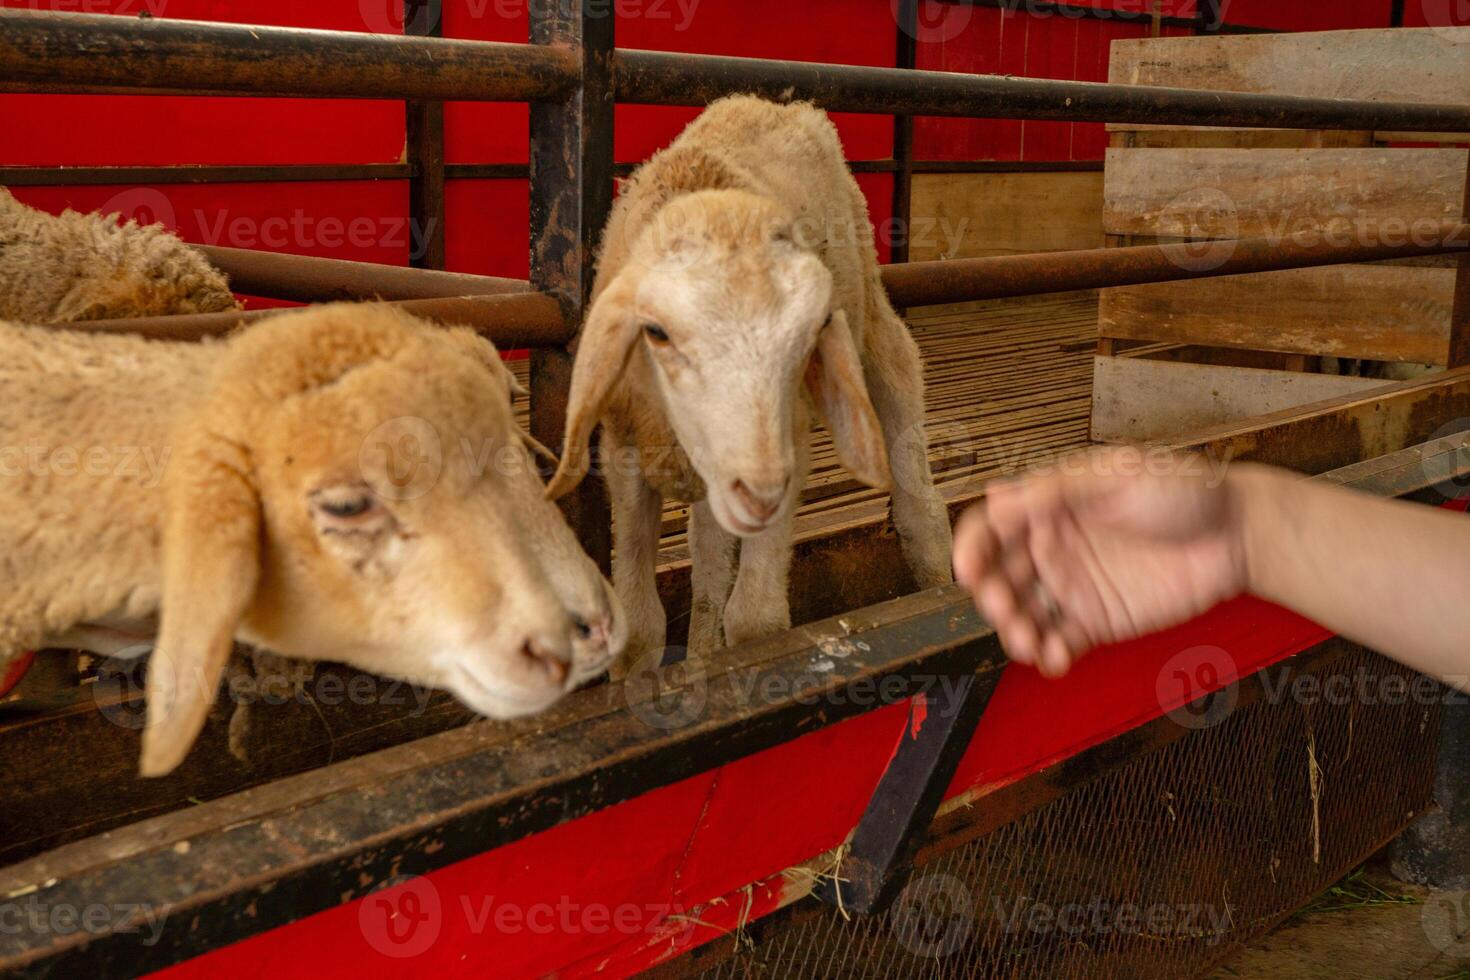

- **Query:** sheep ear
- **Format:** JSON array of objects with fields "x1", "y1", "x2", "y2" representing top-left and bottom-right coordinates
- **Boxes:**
[
  {"x1": 805, "y1": 309, "x2": 891, "y2": 491},
  {"x1": 545, "y1": 276, "x2": 642, "y2": 500},
  {"x1": 140, "y1": 437, "x2": 261, "y2": 777}
]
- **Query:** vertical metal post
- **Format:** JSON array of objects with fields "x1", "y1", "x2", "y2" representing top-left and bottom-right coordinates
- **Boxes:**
[
  {"x1": 405, "y1": 0, "x2": 446, "y2": 270},
  {"x1": 890, "y1": 0, "x2": 917, "y2": 267},
  {"x1": 1390, "y1": 0, "x2": 1407, "y2": 27},
  {"x1": 814, "y1": 651, "x2": 1001, "y2": 915},
  {"x1": 529, "y1": 0, "x2": 615, "y2": 571}
]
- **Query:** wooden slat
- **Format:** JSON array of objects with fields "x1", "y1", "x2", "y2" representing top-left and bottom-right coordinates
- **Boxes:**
[
  {"x1": 1106, "y1": 128, "x2": 1374, "y2": 148},
  {"x1": 1090, "y1": 355, "x2": 1385, "y2": 443},
  {"x1": 908, "y1": 172, "x2": 1104, "y2": 261},
  {"x1": 1099, "y1": 264, "x2": 1455, "y2": 365},
  {"x1": 1109, "y1": 27, "x2": 1470, "y2": 103},
  {"x1": 1169, "y1": 363, "x2": 1470, "y2": 472},
  {"x1": 1103, "y1": 147, "x2": 1469, "y2": 239}
]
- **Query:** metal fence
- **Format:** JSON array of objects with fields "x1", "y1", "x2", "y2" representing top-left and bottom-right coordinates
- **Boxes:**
[{"x1": 5, "y1": 3, "x2": 1470, "y2": 565}]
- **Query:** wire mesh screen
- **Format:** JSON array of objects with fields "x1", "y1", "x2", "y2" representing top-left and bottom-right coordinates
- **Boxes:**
[{"x1": 685, "y1": 646, "x2": 1441, "y2": 979}]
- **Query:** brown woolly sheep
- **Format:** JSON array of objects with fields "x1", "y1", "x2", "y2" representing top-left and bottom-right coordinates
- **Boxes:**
[
  {"x1": 0, "y1": 303, "x2": 623, "y2": 776},
  {"x1": 0, "y1": 186, "x2": 240, "y2": 323}
]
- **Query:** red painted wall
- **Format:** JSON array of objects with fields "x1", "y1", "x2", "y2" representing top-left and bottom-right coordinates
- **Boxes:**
[{"x1": 1, "y1": 0, "x2": 1424, "y2": 284}]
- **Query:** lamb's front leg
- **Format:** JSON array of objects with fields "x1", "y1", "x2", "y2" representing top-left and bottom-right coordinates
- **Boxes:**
[
  {"x1": 723, "y1": 512, "x2": 795, "y2": 647},
  {"x1": 722, "y1": 449, "x2": 807, "y2": 648},
  {"x1": 607, "y1": 461, "x2": 666, "y2": 680},
  {"x1": 687, "y1": 499, "x2": 737, "y2": 657}
]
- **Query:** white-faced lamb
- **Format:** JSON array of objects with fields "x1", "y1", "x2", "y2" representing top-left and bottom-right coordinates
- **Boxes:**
[
  {"x1": 0, "y1": 303, "x2": 624, "y2": 776},
  {"x1": 546, "y1": 95, "x2": 953, "y2": 670},
  {"x1": 0, "y1": 186, "x2": 239, "y2": 323}
]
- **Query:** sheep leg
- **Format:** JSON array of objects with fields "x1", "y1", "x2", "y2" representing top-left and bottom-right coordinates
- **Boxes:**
[
  {"x1": 723, "y1": 443, "x2": 808, "y2": 647},
  {"x1": 723, "y1": 520, "x2": 794, "y2": 648},
  {"x1": 865, "y1": 306, "x2": 955, "y2": 589},
  {"x1": 687, "y1": 499, "x2": 737, "y2": 657},
  {"x1": 607, "y1": 462, "x2": 667, "y2": 681}
]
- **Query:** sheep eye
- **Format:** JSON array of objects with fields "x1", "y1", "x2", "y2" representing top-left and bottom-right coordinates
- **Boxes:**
[
  {"x1": 643, "y1": 323, "x2": 670, "y2": 344},
  {"x1": 310, "y1": 486, "x2": 380, "y2": 522},
  {"x1": 322, "y1": 496, "x2": 373, "y2": 519}
]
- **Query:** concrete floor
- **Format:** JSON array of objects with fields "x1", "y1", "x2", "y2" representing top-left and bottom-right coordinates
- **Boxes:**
[{"x1": 1210, "y1": 865, "x2": 1470, "y2": 980}]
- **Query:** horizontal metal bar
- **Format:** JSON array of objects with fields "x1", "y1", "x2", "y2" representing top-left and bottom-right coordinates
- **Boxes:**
[
  {"x1": 613, "y1": 49, "x2": 1470, "y2": 133},
  {"x1": 0, "y1": 160, "x2": 1085, "y2": 186},
  {"x1": 880, "y1": 221, "x2": 1470, "y2": 307},
  {"x1": 194, "y1": 245, "x2": 528, "y2": 303},
  {"x1": 0, "y1": 9, "x2": 578, "y2": 102},
  {"x1": 63, "y1": 291, "x2": 571, "y2": 348},
  {"x1": 66, "y1": 221, "x2": 1470, "y2": 342},
  {"x1": 0, "y1": 587, "x2": 1004, "y2": 975},
  {"x1": 949, "y1": 0, "x2": 1278, "y2": 34},
  {"x1": 6, "y1": 11, "x2": 1466, "y2": 134},
  {"x1": 0, "y1": 164, "x2": 411, "y2": 186}
]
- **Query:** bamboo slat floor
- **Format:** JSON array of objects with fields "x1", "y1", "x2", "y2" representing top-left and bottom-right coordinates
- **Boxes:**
[{"x1": 510, "y1": 292, "x2": 1100, "y2": 567}]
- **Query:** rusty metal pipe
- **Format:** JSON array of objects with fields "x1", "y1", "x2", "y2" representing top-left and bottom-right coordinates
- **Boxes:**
[
  {"x1": 7, "y1": 11, "x2": 1470, "y2": 134},
  {"x1": 0, "y1": 9, "x2": 577, "y2": 101},
  {"x1": 61, "y1": 292, "x2": 571, "y2": 348},
  {"x1": 879, "y1": 222, "x2": 1470, "y2": 308},
  {"x1": 614, "y1": 49, "x2": 1470, "y2": 133},
  {"x1": 194, "y1": 246, "x2": 529, "y2": 304},
  {"x1": 57, "y1": 223, "x2": 1470, "y2": 345}
]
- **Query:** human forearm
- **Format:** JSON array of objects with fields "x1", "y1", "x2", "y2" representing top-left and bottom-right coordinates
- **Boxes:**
[{"x1": 1233, "y1": 464, "x2": 1470, "y2": 688}]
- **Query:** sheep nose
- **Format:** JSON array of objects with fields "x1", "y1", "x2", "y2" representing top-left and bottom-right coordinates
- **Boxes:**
[
  {"x1": 521, "y1": 638, "x2": 570, "y2": 686},
  {"x1": 572, "y1": 613, "x2": 614, "y2": 651},
  {"x1": 731, "y1": 478, "x2": 787, "y2": 523}
]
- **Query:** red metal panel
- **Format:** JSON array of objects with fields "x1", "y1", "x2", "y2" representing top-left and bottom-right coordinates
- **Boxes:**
[
  {"x1": 913, "y1": 4, "x2": 1026, "y2": 161},
  {"x1": 0, "y1": 0, "x2": 403, "y2": 166},
  {"x1": 443, "y1": 178, "x2": 531, "y2": 279},
  {"x1": 7, "y1": 182, "x2": 411, "y2": 313},
  {"x1": 1217, "y1": 0, "x2": 1392, "y2": 30},
  {"x1": 1020, "y1": 11, "x2": 1080, "y2": 161},
  {"x1": 1404, "y1": 0, "x2": 1470, "y2": 27},
  {"x1": 148, "y1": 595, "x2": 1331, "y2": 980},
  {"x1": 616, "y1": 0, "x2": 895, "y2": 163}
]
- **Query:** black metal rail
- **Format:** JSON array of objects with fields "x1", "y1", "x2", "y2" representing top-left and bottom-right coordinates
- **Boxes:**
[
  {"x1": 4, "y1": 10, "x2": 1469, "y2": 134},
  {"x1": 2, "y1": 435, "x2": 1464, "y2": 975}
]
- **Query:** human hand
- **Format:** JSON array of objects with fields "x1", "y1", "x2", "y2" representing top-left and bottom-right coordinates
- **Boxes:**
[{"x1": 953, "y1": 448, "x2": 1255, "y2": 677}]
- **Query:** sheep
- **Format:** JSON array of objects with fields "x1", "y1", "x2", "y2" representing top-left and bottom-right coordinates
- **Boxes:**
[
  {"x1": 0, "y1": 186, "x2": 240, "y2": 323},
  {"x1": 546, "y1": 95, "x2": 954, "y2": 670},
  {"x1": 0, "y1": 303, "x2": 624, "y2": 776}
]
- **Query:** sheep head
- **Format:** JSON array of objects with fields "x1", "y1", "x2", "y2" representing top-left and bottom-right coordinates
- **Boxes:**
[
  {"x1": 140, "y1": 304, "x2": 623, "y2": 776},
  {"x1": 547, "y1": 189, "x2": 890, "y2": 537}
]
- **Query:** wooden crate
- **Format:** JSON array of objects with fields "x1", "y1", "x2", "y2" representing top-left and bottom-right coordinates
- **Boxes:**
[{"x1": 1094, "y1": 27, "x2": 1470, "y2": 443}]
